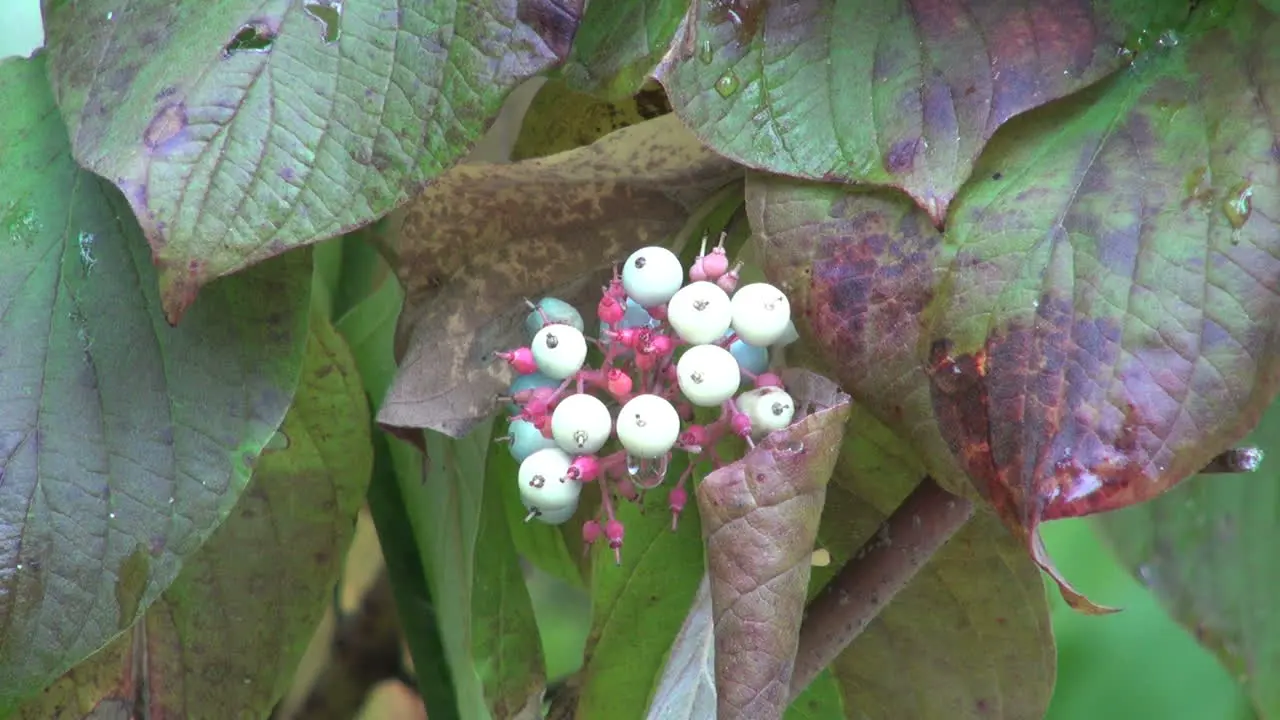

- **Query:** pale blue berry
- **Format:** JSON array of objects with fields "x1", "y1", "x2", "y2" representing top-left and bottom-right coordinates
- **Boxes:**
[
  {"x1": 508, "y1": 419, "x2": 557, "y2": 463},
  {"x1": 525, "y1": 297, "x2": 585, "y2": 339},
  {"x1": 726, "y1": 330, "x2": 769, "y2": 376}
]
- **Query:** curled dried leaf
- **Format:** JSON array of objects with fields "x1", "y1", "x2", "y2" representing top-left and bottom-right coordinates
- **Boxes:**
[{"x1": 696, "y1": 370, "x2": 851, "y2": 720}]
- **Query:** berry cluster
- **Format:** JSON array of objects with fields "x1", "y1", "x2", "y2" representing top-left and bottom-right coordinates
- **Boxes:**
[{"x1": 495, "y1": 235, "x2": 799, "y2": 563}]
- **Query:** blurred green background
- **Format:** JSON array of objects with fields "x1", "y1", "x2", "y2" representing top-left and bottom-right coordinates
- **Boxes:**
[{"x1": 1, "y1": 8, "x2": 1252, "y2": 718}]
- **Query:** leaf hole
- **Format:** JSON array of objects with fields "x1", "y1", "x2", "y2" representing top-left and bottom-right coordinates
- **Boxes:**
[
  {"x1": 304, "y1": 1, "x2": 343, "y2": 43},
  {"x1": 224, "y1": 24, "x2": 276, "y2": 55}
]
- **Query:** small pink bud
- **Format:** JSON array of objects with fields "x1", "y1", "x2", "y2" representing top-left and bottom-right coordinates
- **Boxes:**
[
  {"x1": 679, "y1": 425, "x2": 710, "y2": 448},
  {"x1": 582, "y1": 519, "x2": 602, "y2": 544},
  {"x1": 635, "y1": 351, "x2": 657, "y2": 370},
  {"x1": 497, "y1": 347, "x2": 537, "y2": 374},
  {"x1": 702, "y1": 247, "x2": 730, "y2": 280},
  {"x1": 615, "y1": 477, "x2": 639, "y2": 501},
  {"x1": 647, "y1": 333, "x2": 675, "y2": 356},
  {"x1": 607, "y1": 368, "x2": 633, "y2": 398},
  {"x1": 607, "y1": 265, "x2": 627, "y2": 300},
  {"x1": 598, "y1": 294, "x2": 625, "y2": 324},
  {"x1": 689, "y1": 255, "x2": 708, "y2": 282},
  {"x1": 567, "y1": 455, "x2": 601, "y2": 482},
  {"x1": 715, "y1": 262, "x2": 743, "y2": 293},
  {"x1": 755, "y1": 372, "x2": 784, "y2": 388},
  {"x1": 610, "y1": 327, "x2": 641, "y2": 348},
  {"x1": 605, "y1": 519, "x2": 625, "y2": 564},
  {"x1": 668, "y1": 485, "x2": 688, "y2": 531},
  {"x1": 534, "y1": 414, "x2": 553, "y2": 437},
  {"x1": 731, "y1": 411, "x2": 753, "y2": 438},
  {"x1": 647, "y1": 304, "x2": 668, "y2": 321}
]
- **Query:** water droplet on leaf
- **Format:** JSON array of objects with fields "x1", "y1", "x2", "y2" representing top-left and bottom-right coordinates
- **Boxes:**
[
  {"x1": 714, "y1": 71, "x2": 740, "y2": 98},
  {"x1": 1222, "y1": 181, "x2": 1254, "y2": 229},
  {"x1": 698, "y1": 39, "x2": 713, "y2": 65},
  {"x1": 1157, "y1": 29, "x2": 1180, "y2": 48}
]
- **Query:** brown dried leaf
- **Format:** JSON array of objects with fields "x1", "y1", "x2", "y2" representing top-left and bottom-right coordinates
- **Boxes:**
[
  {"x1": 377, "y1": 114, "x2": 740, "y2": 437},
  {"x1": 696, "y1": 369, "x2": 852, "y2": 720}
]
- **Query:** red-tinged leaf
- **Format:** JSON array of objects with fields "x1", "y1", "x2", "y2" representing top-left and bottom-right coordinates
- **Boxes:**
[
  {"x1": 749, "y1": 0, "x2": 1280, "y2": 613},
  {"x1": 655, "y1": 0, "x2": 1184, "y2": 224},
  {"x1": 696, "y1": 370, "x2": 851, "y2": 720}
]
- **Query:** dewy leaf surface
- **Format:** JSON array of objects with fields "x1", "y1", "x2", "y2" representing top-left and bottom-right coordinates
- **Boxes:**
[
  {"x1": 750, "y1": 0, "x2": 1280, "y2": 610},
  {"x1": 14, "y1": 311, "x2": 373, "y2": 719},
  {"x1": 42, "y1": 0, "x2": 584, "y2": 321},
  {"x1": 557, "y1": 0, "x2": 687, "y2": 99},
  {"x1": 656, "y1": 0, "x2": 1182, "y2": 223},
  {"x1": 1096, "y1": 394, "x2": 1280, "y2": 717},
  {"x1": 696, "y1": 370, "x2": 851, "y2": 720},
  {"x1": 0, "y1": 55, "x2": 311, "y2": 709},
  {"x1": 813, "y1": 403, "x2": 1055, "y2": 719},
  {"x1": 377, "y1": 114, "x2": 739, "y2": 438}
]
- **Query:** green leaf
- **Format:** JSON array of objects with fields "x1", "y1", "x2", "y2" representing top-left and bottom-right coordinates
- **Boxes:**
[
  {"x1": 333, "y1": 249, "x2": 458, "y2": 719},
  {"x1": 696, "y1": 370, "x2": 850, "y2": 719},
  {"x1": 748, "y1": 0, "x2": 1280, "y2": 611},
  {"x1": 13, "y1": 309, "x2": 372, "y2": 718},
  {"x1": 656, "y1": 0, "x2": 1184, "y2": 223},
  {"x1": 402, "y1": 427, "x2": 546, "y2": 720},
  {"x1": 1096, "y1": 393, "x2": 1280, "y2": 716},
  {"x1": 1043, "y1": 520, "x2": 1253, "y2": 720},
  {"x1": 0, "y1": 55, "x2": 311, "y2": 710},
  {"x1": 557, "y1": 0, "x2": 687, "y2": 99},
  {"x1": 812, "y1": 404, "x2": 1055, "y2": 719},
  {"x1": 42, "y1": 0, "x2": 585, "y2": 321},
  {"x1": 784, "y1": 670, "x2": 844, "y2": 720},
  {"x1": 377, "y1": 114, "x2": 739, "y2": 438},
  {"x1": 367, "y1": 431, "x2": 461, "y2": 720},
  {"x1": 577, "y1": 460, "x2": 705, "y2": 720}
]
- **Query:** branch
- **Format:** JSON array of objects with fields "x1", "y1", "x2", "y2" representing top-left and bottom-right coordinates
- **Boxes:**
[{"x1": 788, "y1": 476, "x2": 974, "y2": 701}]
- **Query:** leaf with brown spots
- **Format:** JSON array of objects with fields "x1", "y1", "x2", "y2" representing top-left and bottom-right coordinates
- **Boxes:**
[
  {"x1": 749, "y1": 1, "x2": 1280, "y2": 612},
  {"x1": 13, "y1": 312, "x2": 372, "y2": 718},
  {"x1": 695, "y1": 369, "x2": 851, "y2": 720},
  {"x1": 1096, "y1": 395, "x2": 1280, "y2": 717},
  {"x1": 810, "y1": 403, "x2": 1055, "y2": 719},
  {"x1": 42, "y1": 0, "x2": 585, "y2": 322},
  {"x1": 377, "y1": 114, "x2": 740, "y2": 438},
  {"x1": 655, "y1": 0, "x2": 1185, "y2": 224}
]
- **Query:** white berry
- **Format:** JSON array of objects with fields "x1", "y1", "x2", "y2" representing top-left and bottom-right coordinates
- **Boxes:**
[
  {"x1": 772, "y1": 319, "x2": 800, "y2": 348},
  {"x1": 531, "y1": 324, "x2": 587, "y2": 379},
  {"x1": 676, "y1": 344, "x2": 741, "y2": 407},
  {"x1": 667, "y1": 281, "x2": 732, "y2": 344},
  {"x1": 741, "y1": 387, "x2": 795, "y2": 435},
  {"x1": 731, "y1": 282, "x2": 792, "y2": 347},
  {"x1": 622, "y1": 246, "x2": 684, "y2": 307},
  {"x1": 533, "y1": 501, "x2": 579, "y2": 525},
  {"x1": 615, "y1": 394, "x2": 681, "y2": 458},
  {"x1": 518, "y1": 448, "x2": 583, "y2": 520},
  {"x1": 551, "y1": 393, "x2": 613, "y2": 455}
]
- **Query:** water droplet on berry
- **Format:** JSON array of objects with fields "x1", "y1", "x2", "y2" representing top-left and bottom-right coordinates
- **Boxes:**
[{"x1": 626, "y1": 454, "x2": 642, "y2": 476}]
